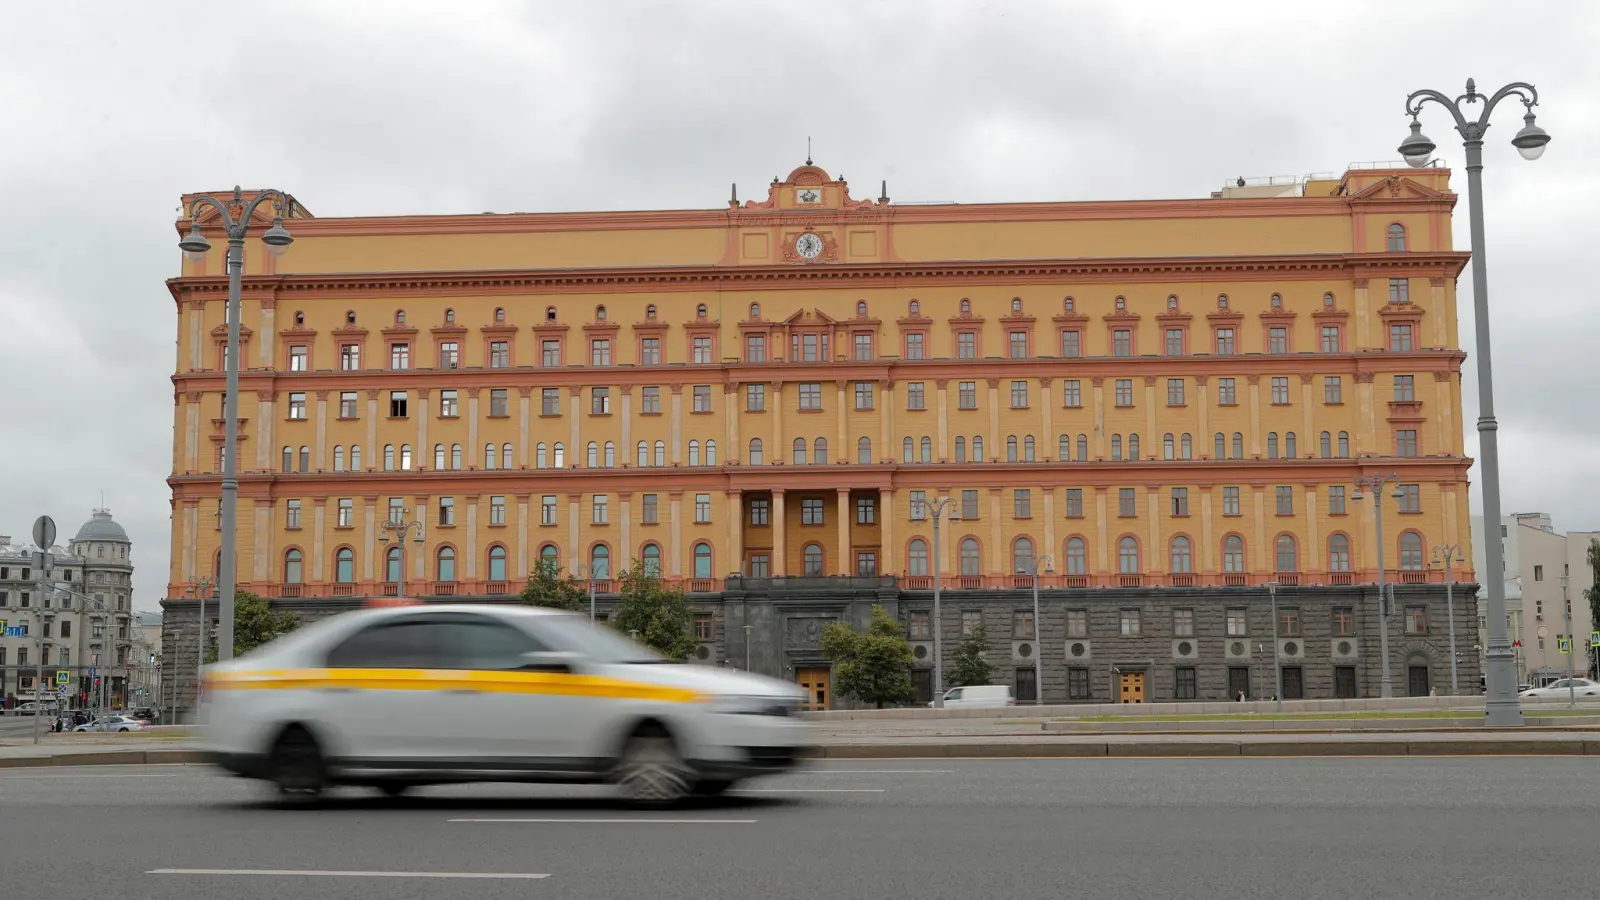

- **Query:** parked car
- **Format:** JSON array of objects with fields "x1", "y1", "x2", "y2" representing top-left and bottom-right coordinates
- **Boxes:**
[
  {"x1": 1518, "y1": 678, "x2": 1600, "y2": 700},
  {"x1": 74, "y1": 715, "x2": 144, "y2": 733},
  {"x1": 929, "y1": 684, "x2": 1015, "y2": 709},
  {"x1": 13, "y1": 701, "x2": 60, "y2": 716},
  {"x1": 203, "y1": 603, "x2": 815, "y2": 805}
]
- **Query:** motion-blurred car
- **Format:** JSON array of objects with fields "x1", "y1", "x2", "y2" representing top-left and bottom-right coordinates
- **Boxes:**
[
  {"x1": 73, "y1": 715, "x2": 144, "y2": 733},
  {"x1": 1518, "y1": 678, "x2": 1600, "y2": 699},
  {"x1": 202, "y1": 604, "x2": 814, "y2": 805}
]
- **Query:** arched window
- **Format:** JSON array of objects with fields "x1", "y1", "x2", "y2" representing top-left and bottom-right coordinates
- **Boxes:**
[
  {"x1": 688, "y1": 440, "x2": 700, "y2": 467},
  {"x1": 594, "y1": 304, "x2": 607, "y2": 320},
  {"x1": 451, "y1": 443, "x2": 463, "y2": 469},
  {"x1": 536, "y1": 443, "x2": 548, "y2": 469},
  {"x1": 972, "y1": 436, "x2": 984, "y2": 461},
  {"x1": 1323, "y1": 292, "x2": 1336, "y2": 308},
  {"x1": 954, "y1": 436, "x2": 966, "y2": 463},
  {"x1": 1181, "y1": 433, "x2": 1192, "y2": 459},
  {"x1": 1115, "y1": 296, "x2": 1127, "y2": 310},
  {"x1": 1129, "y1": 434, "x2": 1140, "y2": 459},
  {"x1": 1111, "y1": 434, "x2": 1123, "y2": 460},
  {"x1": 444, "y1": 307, "x2": 456, "y2": 323},
  {"x1": 857, "y1": 300, "x2": 869, "y2": 316},
  {"x1": 903, "y1": 436, "x2": 915, "y2": 463},
  {"x1": 1399, "y1": 532, "x2": 1425, "y2": 570},
  {"x1": 1007, "y1": 436, "x2": 1018, "y2": 462},
  {"x1": 749, "y1": 302, "x2": 760, "y2": 319},
  {"x1": 696, "y1": 303, "x2": 708, "y2": 318},
  {"x1": 587, "y1": 442, "x2": 600, "y2": 468},
  {"x1": 1059, "y1": 434, "x2": 1071, "y2": 460},
  {"x1": 958, "y1": 538, "x2": 981, "y2": 576},
  {"x1": 1012, "y1": 537, "x2": 1035, "y2": 574},
  {"x1": 813, "y1": 438, "x2": 828, "y2": 465},
  {"x1": 1011, "y1": 297, "x2": 1023, "y2": 313},
  {"x1": 1270, "y1": 293, "x2": 1283, "y2": 309},
  {"x1": 545, "y1": 306, "x2": 557, "y2": 322},
  {"x1": 1328, "y1": 534, "x2": 1352, "y2": 572},
  {"x1": 1217, "y1": 294, "x2": 1230, "y2": 310},
  {"x1": 591, "y1": 544, "x2": 611, "y2": 579},
  {"x1": 553, "y1": 443, "x2": 565, "y2": 468},
  {"x1": 793, "y1": 438, "x2": 807, "y2": 465},
  {"x1": 1170, "y1": 536, "x2": 1193, "y2": 573},
  {"x1": 485, "y1": 443, "x2": 497, "y2": 469},
  {"x1": 1232, "y1": 433, "x2": 1244, "y2": 459},
  {"x1": 908, "y1": 539, "x2": 929, "y2": 576},
  {"x1": 959, "y1": 298, "x2": 971, "y2": 314},
  {"x1": 1320, "y1": 431, "x2": 1332, "y2": 458},
  {"x1": 605, "y1": 441, "x2": 617, "y2": 468},
  {"x1": 1163, "y1": 434, "x2": 1175, "y2": 460},
  {"x1": 283, "y1": 549, "x2": 303, "y2": 584},
  {"x1": 1076, "y1": 435, "x2": 1087, "y2": 461},
  {"x1": 282, "y1": 446, "x2": 293, "y2": 472},
  {"x1": 858, "y1": 436, "x2": 872, "y2": 465},
  {"x1": 385, "y1": 546, "x2": 402, "y2": 583},
  {"x1": 333, "y1": 446, "x2": 345, "y2": 472},
  {"x1": 749, "y1": 438, "x2": 763, "y2": 466},
  {"x1": 539, "y1": 544, "x2": 558, "y2": 569},
  {"x1": 1338, "y1": 431, "x2": 1350, "y2": 457},
  {"x1": 1215, "y1": 433, "x2": 1226, "y2": 459},
  {"x1": 803, "y1": 543, "x2": 824, "y2": 576},
  {"x1": 1285, "y1": 432, "x2": 1297, "y2": 458},
  {"x1": 1275, "y1": 534, "x2": 1298, "y2": 572},
  {"x1": 704, "y1": 440, "x2": 715, "y2": 466},
  {"x1": 1167, "y1": 295, "x2": 1179, "y2": 310},
  {"x1": 646, "y1": 304, "x2": 657, "y2": 319},
  {"x1": 299, "y1": 446, "x2": 310, "y2": 473},
  {"x1": 395, "y1": 309, "x2": 407, "y2": 324},
  {"x1": 351, "y1": 445, "x2": 362, "y2": 471},
  {"x1": 487, "y1": 545, "x2": 507, "y2": 582},
  {"x1": 1065, "y1": 537, "x2": 1087, "y2": 575},
  {"x1": 693, "y1": 542, "x2": 713, "y2": 579},
  {"x1": 653, "y1": 441, "x2": 665, "y2": 466},
  {"x1": 1387, "y1": 223, "x2": 1407, "y2": 252},
  {"x1": 436, "y1": 546, "x2": 456, "y2": 582},
  {"x1": 494, "y1": 307, "x2": 505, "y2": 322},
  {"x1": 1024, "y1": 436, "x2": 1035, "y2": 462},
  {"x1": 1063, "y1": 296, "x2": 1075, "y2": 312},
  {"x1": 1223, "y1": 535, "x2": 1246, "y2": 573},
  {"x1": 400, "y1": 444, "x2": 412, "y2": 470},
  {"x1": 637, "y1": 441, "x2": 649, "y2": 467},
  {"x1": 641, "y1": 543, "x2": 662, "y2": 577},
  {"x1": 1267, "y1": 433, "x2": 1279, "y2": 459},
  {"x1": 1117, "y1": 537, "x2": 1140, "y2": 574},
  {"x1": 335, "y1": 547, "x2": 355, "y2": 583}
]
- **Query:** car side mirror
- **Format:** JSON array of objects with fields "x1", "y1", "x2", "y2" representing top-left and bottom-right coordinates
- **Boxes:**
[{"x1": 517, "y1": 650, "x2": 584, "y2": 674}]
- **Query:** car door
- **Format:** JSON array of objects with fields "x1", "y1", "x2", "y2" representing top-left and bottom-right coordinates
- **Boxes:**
[
  {"x1": 321, "y1": 617, "x2": 444, "y2": 766},
  {"x1": 430, "y1": 613, "x2": 568, "y2": 767}
]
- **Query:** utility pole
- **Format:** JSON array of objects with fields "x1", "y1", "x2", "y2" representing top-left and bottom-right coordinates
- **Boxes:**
[
  {"x1": 1432, "y1": 544, "x2": 1465, "y2": 695},
  {"x1": 926, "y1": 496, "x2": 959, "y2": 707}
]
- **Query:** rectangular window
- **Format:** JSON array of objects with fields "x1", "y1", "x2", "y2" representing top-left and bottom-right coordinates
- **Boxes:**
[
  {"x1": 909, "y1": 490, "x2": 927, "y2": 521},
  {"x1": 693, "y1": 614, "x2": 714, "y2": 641},
  {"x1": 1222, "y1": 486, "x2": 1241, "y2": 516},
  {"x1": 387, "y1": 497, "x2": 404, "y2": 526},
  {"x1": 908, "y1": 614, "x2": 932, "y2": 640},
  {"x1": 340, "y1": 344, "x2": 361, "y2": 371},
  {"x1": 1064, "y1": 488, "x2": 1084, "y2": 518},
  {"x1": 1279, "y1": 608, "x2": 1302, "y2": 637},
  {"x1": 692, "y1": 336, "x2": 713, "y2": 364},
  {"x1": 1118, "y1": 487, "x2": 1136, "y2": 517},
  {"x1": 540, "y1": 495, "x2": 557, "y2": 526},
  {"x1": 854, "y1": 333, "x2": 873, "y2": 361},
  {"x1": 856, "y1": 496, "x2": 876, "y2": 525},
  {"x1": 1332, "y1": 607, "x2": 1355, "y2": 637},
  {"x1": 490, "y1": 495, "x2": 506, "y2": 526},
  {"x1": 1008, "y1": 331, "x2": 1028, "y2": 359},
  {"x1": 961, "y1": 611, "x2": 983, "y2": 636},
  {"x1": 747, "y1": 553, "x2": 770, "y2": 577},
  {"x1": 591, "y1": 387, "x2": 611, "y2": 415},
  {"x1": 438, "y1": 496, "x2": 455, "y2": 526},
  {"x1": 1012, "y1": 610, "x2": 1036, "y2": 639},
  {"x1": 958, "y1": 382, "x2": 977, "y2": 409},
  {"x1": 906, "y1": 382, "x2": 925, "y2": 410},
  {"x1": 1062, "y1": 379, "x2": 1082, "y2": 408},
  {"x1": 590, "y1": 339, "x2": 612, "y2": 367},
  {"x1": 1112, "y1": 329, "x2": 1132, "y2": 356},
  {"x1": 1324, "y1": 376, "x2": 1343, "y2": 404},
  {"x1": 489, "y1": 341, "x2": 509, "y2": 368},
  {"x1": 1320, "y1": 325, "x2": 1341, "y2": 353},
  {"x1": 1170, "y1": 487, "x2": 1188, "y2": 516},
  {"x1": 1010, "y1": 380, "x2": 1028, "y2": 409},
  {"x1": 390, "y1": 343, "x2": 410, "y2": 370},
  {"x1": 1173, "y1": 608, "x2": 1195, "y2": 637},
  {"x1": 960, "y1": 489, "x2": 979, "y2": 520},
  {"x1": 801, "y1": 498, "x2": 824, "y2": 526},
  {"x1": 642, "y1": 493, "x2": 659, "y2": 525},
  {"x1": 1013, "y1": 489, "x2": 1031, "y2": 519},
  {"x1": 745, "y1": 384, "x2": 765, "y2": 412},
  {"x1": 439, "y1": 389, "x2": 459, "y2": 418},
  {"x1": 856, "y1": 552, "x2": 877, "y2": 576},
  {"x1": 339, "y1": 392, "x2": 358, "y2": 419},
  {"x1": 1167, "y1": 378, "x2": 1185, "y2": 406},
  {"x1": 1119, "y1": 609, "x2": 1141, "y2": 636},
  {"x1": 1226, "y1": 608, "x2": 1248, "y2": 637},
  {"x1": 337, "y1": 498, "x2": 353, "y2": 528},
  {"x1": 749, "y1": 498, "x2": 770, "y2": 526},
  {"x1": 1328, "y1": 485, "x2": 1347, "y2": 515},
  {"x1": 1404, "y1": 605, "x2": 1428, "y2": 635},
  {"x1": 957, "y1": 332, "x2": 976, "y2": 359},
  {"x1": 541, "y1": 387, "x2": 561, "y2": 416},
  {"x1": 695, "y1": 493, "x2": 711, "y2": 524},
  {"x1": 1114, "y1": 379, "x2": 1133, "y2": 407},
  {"x1": 1275, "y1": 485, "x2": 1294, "y2": 515},
  {"x1": 1534, "y1": 565, "x2": 1545, "y2": 582},
  {"x1": 489, "y1": 389, "x2": 508, "y2": 417},
  {"x1": 798, "y1": 382, "x2": 823, "y2": 411},
  {"x1": 288, "y1": 344, "x2": 308, "y2": 371},
  {"x1": 285, "y1": 499, "x2": 302, "y2": 529},
  {"x1": 439, "y1": 341, "x2": 460, "y2": 369},
  {"x1": 797, "y1": 332, "x2": 821, "y2": 362},
  {"x1": 1217, "y1": 377, "x2": 1236, "y2": 405},
  {"x1": 744, "y1": 335, "x2": 763, "y2": 363},
  {"x1": 905, "y1": 333, "x2": 925, "y2": 360},
  {"x1": 541, "y1": 340, "x2": 561, "y2": 367},
  {"x1": 1066, "y1": 609, "x2": 1089, "y2": 639},
  {"x1": 1270, "y1": 376, "x2": 1290, "y2": 405},
  {"x1": 1061, "y1": 330, "x2": 1081, "y2": 358},
  {"x1": 1389, "y1": 323, "x2": 1413, "y2": 351},
  {"x1": 1165, "y1": 328, "x2": 1184, "y2": 356},
  {"x1": 1394, "y1": 375, "x2": 1415, "y2": 402},
  {"x1": 1396, "y1": 429, "x2": 1418, "y2": 457},
  {"x1": 854, "y1": 382, "x2": 874, "y2": 411},
  {"x1": 693, "y1": 384, "x2": 712, "y2": 413},
  {"x1": 1175, "y1": 667, "x2": 1197, "y2": 700},
  {"x1": 592, "y1": 495, "x2": 609, "y2": 524},
  {"x1": 1067, "y1": 668, "x2": 1091, "y2": 701},
  {"x1": 1268, "y1": 327, "x2": 1288, "y2": 354},
  {"x1": 1398, "y1": 483, "x2": 1421, "y2": 513},
  {"x1": 1389, "y1": 278, "x2": 1410, "y2": 304},
  {"x1": 286, "y1": 392, "x2": 307, "y2": 420},
  {"x1": 1215, "y1": 328, "x2": 1235, "y2": 355}
]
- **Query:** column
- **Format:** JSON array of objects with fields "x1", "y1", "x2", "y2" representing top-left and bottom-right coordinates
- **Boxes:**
[
  {"x1": 1434, "y1": 370, "x2": 1456, "y2": 457},
  {"x1": 567, "y1": 493, "x2": 581, "y2": 567},
  {"x1": 1147, "y1": 486, "x2": 1162, "y2": 574},
  {"x1": 1304, "y1": 485, "x2": 1321, "y2": 572},
  {"x1": 183, "y1": 393, "x2": 200, "y2": 472},
  {"x1": 1143, "y1": 377, "x2": 1157, "y2": 442},
  {"x1": 568, "y1": 387, "x2": 582, "y2": 459},
  {"x1": 668, "y1": 492, "x2": 683, "y2": 576},
  {"x1": 881, "y1": 488, "x2": 896, "y2": 575},
  {"x1": 620, "y1": 492, "x2": 633, "y2": 565},
  {"x1": 725, "y1": 490, "x2": 741, "y2": 577},
  {"x1": 186, "y1": 298, "x2": 204, "y2": 370},
  {"x1": 836, "y1": 489, "x2": 851, "y2": 576},
  {"x1": 517, "y1": 387, "x2": 532, "y2": 467},
  {"x1": 879, "y1": 380, "x2": 894, "y2": 463},
  {"x1": 835, "y1": 381, "x2": 848, "y2": 456},
  {"x1": 1430, "y1": 276, "x2": 1450, "y2": 348},
  {"x1": 256, "y1": 392, "x2": 275, "y2": 469},
  {"x1": 1094, "y1": 489, "x2": 1109, "y2": 575},
  {"x1": 935, "y1": 380, "x2": 949, "y2": 456},
  {"x1": 988, "y1": 488, "x2": 1002, "y2": 575},
  {"x1": 622, "y1": 386, "x2": 634, "y2": 454},
  {"x1": 257, "y1": 300, "x2": 276, "y2": 368},
  {"x1": 1251, "y1": 487, "x2": 1267, "y2": 573},
  {"x1": 516, "y1": 494, "x2": 530, "y2": 576},
  {"x1": 936, "y1": 488, "x2": 953, "y2": 578},
  {"x1": 413, "y1": 495, "x2": 429, "y2": 581},
  {"x1": 1042, "y1": 490, "x2": 1056, "y2": 561},
  {"x1": 772, "y1": 490, "x2": 787, "y2": 576},
  {"x1": 1039, "y1": 377, "x2": 1053, "y2": 456},
  {"x1": 986, "y1": 379, "x2": 1000, "y2": 455},
  {"x1": 467, "y1": 389, "x2": 480, "y2": 466},
  {"x1": 1199, "y1": 487, "x2": 1215, "y2": 573},
  {"x1": 465, "y1": 498, "x2": 479, "y2": 579},
  {"x1": 670, "y1": 385, "x2": 683, "y2": 465},
  {"x1": 771, "y1": 380, "x2": 785, "y2": 462},
  {"x1": 182, "y1": 500, "x2": 199, "y2": 580},
  {"x1": 416, "y1": 389, "x2": 430, "y2": 463},
  {"x1": 312, "y1": 500, "x2": 327, "y2": 581},
  {"x1": 1196, "y1": 377, "x2": 1210, "y2": 450},
  {"x1": 1355, "y1": 373, "x2": 1376, "y2": 455},
  {"x1": 253, "y1": 499, "x2": 273, "y2": 581},
  {"x1": 314, "y1": 391, "x2": 329, "y2": 469},
  {"x1": 1353, "y1": 278, "x2": 1371, "y2": 350},
  {"x1": 1091, "y1": 378, "x2": 1106, "y2": 458},
  {"x1": 364, "y1": 391, "x2": 379, "y2": 470},
  {"x1": 1246, "y1": 377, "x2": 1262, "y2": 456},
  {"x1": 1300, "y1": 375, "x2": 1315, "y2": 447}
]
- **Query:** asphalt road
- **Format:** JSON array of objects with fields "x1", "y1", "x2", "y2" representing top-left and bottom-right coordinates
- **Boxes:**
[{"x1": 1, "y1": 757, "x2": 1595, "y2": 899}]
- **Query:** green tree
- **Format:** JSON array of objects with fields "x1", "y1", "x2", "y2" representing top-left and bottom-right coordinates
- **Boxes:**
[
  {"x1": 947, "y1": 622, "x2": 993, "y2": 688},
  {"x1": 820, "y1": 605, "x2": 915, "y2": 709},
  {"x1": 518, "y1": 558, "x2": 588, "y2": 612},
  {"x1": 611, "y1": 565, "x2": 697, "y2": 660},
  {"x1": 1587, "y1": 538, "x2": 1600, "y2": 633},
  {"x1": 204, "y1": 591, "x2": 299, "y2": 662}
]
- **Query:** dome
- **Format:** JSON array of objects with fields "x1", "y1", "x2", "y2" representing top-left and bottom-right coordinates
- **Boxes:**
[{"x1": 74, "y1": 508, "x2": 130, "y2": 543}]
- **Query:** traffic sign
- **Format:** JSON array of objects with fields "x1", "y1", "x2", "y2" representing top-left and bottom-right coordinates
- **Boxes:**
[
  {"x1": 1591, "y1": 631, "x2": 1600, "y2": 649},
  {"x1": 3, "y1": 626, "x2": 22, "y2": 638},
  {"x1": 88, "y1": 666, "x2": 96, "y2": 678},
  {"x1": 54, "y1": 670, "x2": 70, "y2": 685},
  {"x1": 1558, "y1": 637, "x2": 1572, "y2": 654},
  {"x1": 32, "y1": 515, "x2": 56, "y2": 551}
]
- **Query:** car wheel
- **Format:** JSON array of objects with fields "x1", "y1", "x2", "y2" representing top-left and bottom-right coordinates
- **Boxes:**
[
  {"x1": 118, "y1": 728, "x2": 129, "y2": 733},
  {"x1": 613, "y1": 727, "x2": 690, "y2": 807},
  {"x1": 375, "y1": 782, "x2": 411, "y2": 798},
  {"x1": 692, "y1": 779, "x2": 736, "y2": 797},
  {"x1": 268, "y1": 727, "x2": 326, "y2": 798}
]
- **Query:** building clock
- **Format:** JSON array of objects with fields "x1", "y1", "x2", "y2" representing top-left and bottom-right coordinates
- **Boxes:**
[{"x1": 795, "y1": 232, "x2": 824, "y2": 260}]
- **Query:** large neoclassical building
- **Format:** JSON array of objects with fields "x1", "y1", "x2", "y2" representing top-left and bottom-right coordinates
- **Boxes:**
[{"x1": 163, "y1": 161, "x2": 1478, "y2": 708}]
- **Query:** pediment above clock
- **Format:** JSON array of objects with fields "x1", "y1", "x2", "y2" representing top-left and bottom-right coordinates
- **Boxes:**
[
  {"x1": 736, "y1": 161, "x2": 882, "y2": 211},
  {"x1": 1349, "y1": 174, "x2": 1447, "y2": 202}
]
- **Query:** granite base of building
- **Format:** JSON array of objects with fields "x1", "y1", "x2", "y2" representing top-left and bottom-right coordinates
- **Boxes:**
[{"x1": 160, "y1": 577, "x2": 1482, "y2": 712}]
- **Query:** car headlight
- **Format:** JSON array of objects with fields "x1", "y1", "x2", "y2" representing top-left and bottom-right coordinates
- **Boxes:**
[{"x1": 705, "y1": 695, "x2": 799, "y2": 716}]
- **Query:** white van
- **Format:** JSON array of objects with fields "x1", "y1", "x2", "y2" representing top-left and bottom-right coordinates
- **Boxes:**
[{"x1": 930, "y1": 685, "x2": 1014, "y2": 709}]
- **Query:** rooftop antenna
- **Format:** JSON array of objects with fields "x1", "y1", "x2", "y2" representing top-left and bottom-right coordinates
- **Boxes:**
[{"x1": 806, "y1": 136, "x2": 812, "y2": 166}]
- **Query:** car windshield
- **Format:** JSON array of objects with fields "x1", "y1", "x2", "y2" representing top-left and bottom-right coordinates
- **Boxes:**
[{"x1": 533, "y1": 615, "x2": 669, "y2": 664}]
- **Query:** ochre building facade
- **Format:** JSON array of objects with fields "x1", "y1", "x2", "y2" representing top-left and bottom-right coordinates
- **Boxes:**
[{"x1": 163, "y1": 163, "x2": 1479, "y2": 707}]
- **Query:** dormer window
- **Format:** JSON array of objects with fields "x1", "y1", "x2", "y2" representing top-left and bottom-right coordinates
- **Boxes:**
[
  {"x1": 545, "y1": 306, "x2": 557, "y2": 322},
  {"x1": 595, "y1": 305, "x2": 607, "y2": 320},
  {"x1": 1011, "y1": 298, "x2": 1023, "y2": 313},
  {"x1": 959, "y1": 298, "x2": 971, "y2": 314},
  {"x1": 1218, "y1": 295, "x2": 1230, "y2": 310},
  {"x1": 444, "y1": 308, "x2": 456, "y2": 323},
  {"x1": 1270, "y1": 293, "x2": 1283, "y2": 309},
  {"x1": 395, "y1": 309, "x2": 406, "y2": 325},
  {"x1": 293, "y1": 311, "x2": 305, "y2": 326},
  {"x1": 909, "y1": 299, "x2": 920, "y2": 316},
  {"x1": 696, "y1": 303, "x2": 708, "y2": 318},
  {"x1": 494, "y1": 307, "x2": 506, "y2": 322}
]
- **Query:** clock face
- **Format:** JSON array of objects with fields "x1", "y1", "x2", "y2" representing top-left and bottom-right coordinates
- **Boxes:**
[{"x1": 795, "y1": 233, "x2": 823, "y2": 260}]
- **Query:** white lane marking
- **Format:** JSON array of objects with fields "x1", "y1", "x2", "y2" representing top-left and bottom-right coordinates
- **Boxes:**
[
  {"x1": 148, "y1": 868, "x2": 548, "y2": 880},
  {"x1": 799, "y1": 769, "x2": 954, "y2": 774},
  {"x1": 732, "y1": 788, "x2": 885, "y2": 793},
  {"x1": 450, "y1": 817, "x2": 756, "y2": 824},
  {"x1": 0, "y1": 773, "x2": 179, "y2": 779}
]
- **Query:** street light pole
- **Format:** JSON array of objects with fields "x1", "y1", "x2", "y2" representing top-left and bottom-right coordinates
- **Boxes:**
[
  {"x1": 1018, "y1": 555, "x2": 1053, "y2": 705},
  {"x1": 1561, "y1": 575, "x2": 1575, "y2": 707},
  {"x1": 378, "y1": 508, "x2": 426, "y2": 596},
  {"x1": 1432, "y1": 543, "x2": 1465, "y2": 695},
  {"x1": 186, "y1": 576, "x2": 215, "y2": 716},
  {"x1": 573, "y1": 563, "x2": 596, "y2": 623},
  {"x1": 178, "y1": 188, "x2": 295, "y2": 664},
  {"x1": 1353, "y1": 473, "x2": 1402, "y2": 698},
  {"x1": 1398, "y1": 78, "x2": 1549, "y2": 726},
  {"x1": 1267, "y1": 581, "x2": 1282, "y2": 711},
  {"x1": 927, "y1": 496, "x2": 959, "y2": 707}
]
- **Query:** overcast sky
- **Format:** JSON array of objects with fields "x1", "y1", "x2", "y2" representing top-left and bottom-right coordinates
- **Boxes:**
[{"x1": 1, "y1": 1, "x2": 1595, "y2": 612}]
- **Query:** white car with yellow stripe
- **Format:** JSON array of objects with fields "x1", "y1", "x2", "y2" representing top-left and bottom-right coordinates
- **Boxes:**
[{"x1": 201, "y1": 604, "x2": 813, "y2": 804}]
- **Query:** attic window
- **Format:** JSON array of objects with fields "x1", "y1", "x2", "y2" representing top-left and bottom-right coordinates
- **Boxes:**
[
  {"x1": 395, "y1": 309, "x2": 406, "y2": 324},
  {"x1": 1115, "y1": 296, "x2": 1126, "y2": 311},
  {"x1": 959, "y1": 299, "x2": 971, "y2": 314},
  {"x1": 1270, "y1": 293, "x2": 1283, "y2": 309},
  {"x1": 545, "y1": 306, "x2": 557, "y2": 322},
  {"x1": 909, "y1": 300, "x2": 920, "y2": 316},
  {"x1": 646, "y1": 305, "x2": 657, "y2": 319},
  {"x1": 345, "y1": 310, "x2": 356, "y2": 324},
  {"x1": 595, "y1": 305, "x2": 607, "y2": 320},
  {"x1": 856, "y1": 301, "x2": 868, "y2": 317},
  {"x1": 1218, "y1": 295, "x2": 1230, "y2": 310},
  {"x1": 444, "y1": 308, "x2": 456, "y2": 323},
  {"x1": 1323, "y1": 292, "x2": 1335, "y2": 309},
  {"x1": 1167, "y1": 296, "x2": 1179, "y2": 310},
  {"x1": 494, "y1": 307, "x2": 505, "y2": 322},
  {"x1": 749, "y1": 302, "x2": 760, "y2": 319},
  {"x1": 696, "y1": 304, "x2": 708, "y2": 318},
  {"x1": 1011, "y1": 298, "x2": 1023, "y2": 313},
  {"x1": 1063, "y1": 297, "x2": 1075, "y2": 312},
  {"x1": 293, "y1": 311, "x2": 305, "y2": 326}
]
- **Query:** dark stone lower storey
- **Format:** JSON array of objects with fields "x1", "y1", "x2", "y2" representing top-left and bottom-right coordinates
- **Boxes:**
[{"x1": 160, "y1": 577, "x2": 1481, "y2": 711}]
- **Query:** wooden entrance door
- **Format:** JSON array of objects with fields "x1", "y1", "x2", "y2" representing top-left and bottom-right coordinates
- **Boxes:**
[
  {"x1": 796, "y1": 667, "x2": 831, "y2": 711},
  {"x1": 1118, "y1": 671, "x2": 1146, "y2": 704}
]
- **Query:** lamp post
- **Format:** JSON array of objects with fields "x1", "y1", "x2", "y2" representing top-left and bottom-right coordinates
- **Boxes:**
[
  {"x1": 1561, "y1": 575, "x2": 1575, "y2": 708},
  {"x1": 573, "y1": 563, "x2": 597, "y2": 623},
  {"x1": 926, "y1": 496, "x2": 960, "y2": 707},
  {"x1": 1352, "y1": 473, "x2": 1404, "y2": 698},
  {"x1": 178, "y1": 188, "x2": 295, "y2": 663},
  {"x1": 378, "y1": 508, "x2": 426, "y2": 596},
  {"x1": 185, "y1": 576, "x2": 215, "y2": 716},
  {"x1": 1266, "y1": 581, "x2": 1282, "y2": 711},
  {"x1": 743, "y1": 624, "x2": 753, "y2": 672},
  {"x1": 1431, "y1": 543, "x2": 1465, "y2": 695},
  {"x1": 1398, "y1": 78, "x2": 1548, "y2": 724},
  {"x1": 1017, "y1": 554, "x2": 1053, "y2": 704}
]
